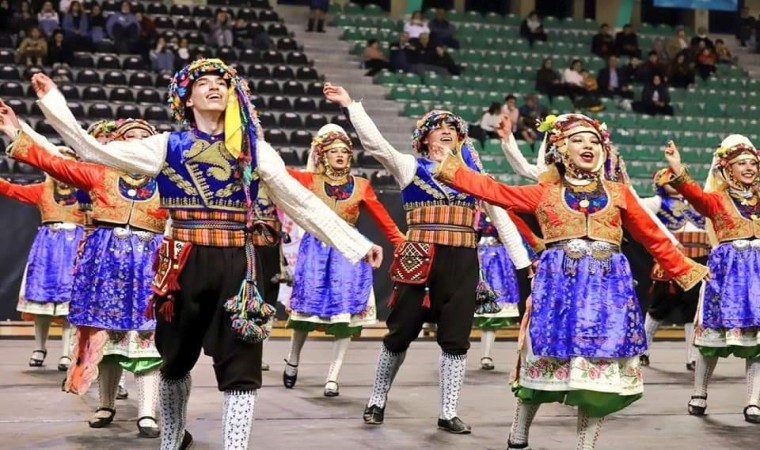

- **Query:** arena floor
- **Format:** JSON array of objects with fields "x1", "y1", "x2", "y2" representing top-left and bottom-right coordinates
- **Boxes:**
[{"x1": 0, "y1": 338, "x2": 758, "y2": 449}]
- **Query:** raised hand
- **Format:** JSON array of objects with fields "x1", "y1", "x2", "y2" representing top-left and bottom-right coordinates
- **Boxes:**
[
  {"x1": 495, "y1": 114, "x2": 513, "y2": 141},
  {"x1": 30, "y1": 73, "x2": 57, "y2": 99},
  {"x1": 427, "y1": 142, "x2": 451, "y2": 162},
  {"x1": 0, "y1": 99, "x2": 21, "y2": 138},
  {"x1": 663, "y1": 140, "x2": 682, "y2": 174},
  {"x1": 365, "y1": 244, "x2": 383, "y2": 269},
  {"x1": 323, "y1": 82, "x2": 352, "y2": 108}
]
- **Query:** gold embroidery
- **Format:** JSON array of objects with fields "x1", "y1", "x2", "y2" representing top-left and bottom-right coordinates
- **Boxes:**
[
  {"x1": 92, "y1": 169, "x2": 166, "y2": 233},
  {"x1": 311, "y1": 174, "x2": 363, "y2": 225},
  {"x1": 673, "y1": 259, "x2": 708, "y2": 291},
  {"x1": 161, "y1": 163, "x2": 197, "y2": 196},
  {"x1": 184, "y1": 139, "x2": 242, "y2": 204},
  {"x1": 436, "y1": 155, "x2": 465, "y2": 184},
  {"x1": 9, "y1": 133, "x2": 33, "y2": 158},
  {"x1": 412, "y1": 175, "x2": 446, "y2": 200},
  {"x1": 38, "y1": 177, "x2": 84, "y2": 224}
]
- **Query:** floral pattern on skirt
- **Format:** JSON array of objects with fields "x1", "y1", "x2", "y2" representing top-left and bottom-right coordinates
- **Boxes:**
[
  {"x1": 475, "y1": 243, "x2": 520, "y2": 322},
  {"x1": 701, "y1": 242, "x2": 760, "y2": 329},
  {"x1": 23, "y1": 224, "x2": 83, "y2": 303}
]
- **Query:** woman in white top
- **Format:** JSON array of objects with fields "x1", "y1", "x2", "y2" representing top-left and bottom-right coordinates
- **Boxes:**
[
  {"x1": 404, "y1": 11, "x2": 430, "y2": 40},
  {"x1": 479, "y1": 102, "x2": 503, "y2": 140}
]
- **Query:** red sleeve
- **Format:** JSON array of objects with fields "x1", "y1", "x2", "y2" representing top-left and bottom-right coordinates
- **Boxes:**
[
  {"x1": 666, "y1": 169, "x2": 722, "y2": 218},
  {"x1": 507, "y1": 210, "x2": 544, "y2": 253},
  {"x1": 0, "y1": 179, "x2": 45, "y2": 205},
  {"x1": 362, "y1": 182, "x2": 405, "y2": 246},
  {"x1": 285, "y1": 167, "x2": 314, "y2": 188},
  {"x1": 9, "y1": 133, "x2": 103, "y2": 192},
  {"x1": 437, "y1": 156, "x2": 543, "y2": 213},
  {"x1": 622, "y1": 188, "x2": 706, "y2": 291}
]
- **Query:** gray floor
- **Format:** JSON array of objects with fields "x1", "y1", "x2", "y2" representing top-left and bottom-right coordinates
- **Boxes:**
[{"x1": 1, "y1": 338, "x2": 758, "y2": 449}]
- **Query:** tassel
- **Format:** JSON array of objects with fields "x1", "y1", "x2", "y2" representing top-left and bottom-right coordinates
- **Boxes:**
[
  {"x1": 158, "y1": 295, "x2": 176, "y2": 322},
  {"x1": 145, "y1": 295, "x2": 157, "y2": 320},
  {"x1": 422, "y1": 285, "x2": 431, "y2": 308},
  {"x1": 668, "y1": 282, "x2": 677, "y2": 295},
  {"x1": 388, "y1": 285, "x2": 399, "y2": 308}
]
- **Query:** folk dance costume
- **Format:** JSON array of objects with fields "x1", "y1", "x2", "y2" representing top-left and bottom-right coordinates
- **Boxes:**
[
  {"x1": 433, "y1": 114, "x2": 707, "y2": 449},
  {"x1": 639, "y1": 169, "x2": 708, "y2": 371},
  {"x1": 282, "y1": 125, "x2": 405, "y2": 397},
  {"x1": 658, "y1": 135, "x2": 760, "y2": 424},
  {"x1": 0, "y1": 171, "x2": 83, "y2": 371},
  {"x1": 476, "y1": 212, "x2": 541, "y2": 371},
  {"x1": 32, "y1": 59, "x2": 377, "y2": 450},
  {"x1": 7, "y1": 119, "x2": 165, "y2": 438},
  {"x1": 343, "y1": 101, "x2": 532, "y2": 434}
]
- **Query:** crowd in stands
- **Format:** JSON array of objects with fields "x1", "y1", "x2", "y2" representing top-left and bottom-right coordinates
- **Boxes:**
[{"x1": 0, "y1": 0, "x2": 275, "y2": 72}]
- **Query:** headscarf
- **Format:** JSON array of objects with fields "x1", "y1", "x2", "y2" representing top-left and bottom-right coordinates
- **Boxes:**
[
  {"x1": 535, "y1": 113, "x2": 611, "y2": 181},
  {"x1": 111, "y1": 118, "x2": 156, "y2": 141},
  {"x1": 306, "y1": 124, "x2": 352, "y2": 174},
  {"x1": 86, "y1": 120, "x2": 118, "y2": 140},
  {"x1": 411, "y1": 109, "x2": 468, "y2": 156}
]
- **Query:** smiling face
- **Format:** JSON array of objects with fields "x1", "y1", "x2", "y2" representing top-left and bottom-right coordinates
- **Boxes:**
[
  {"x1": 729, "y1": 158, "x2": 759, "y2": 186},
  {"x1": 565, "y1": 131, "x2": 602, "y2": 173},
  {"x1": 186, "y1": 74, "x2": 228, "y2": 116},
  {"x1": 424, "y1": 123, "x2": 459, "y2": 153},
  {"x1": 324, "y1": 145, "x2": 351, "y2": 171}
]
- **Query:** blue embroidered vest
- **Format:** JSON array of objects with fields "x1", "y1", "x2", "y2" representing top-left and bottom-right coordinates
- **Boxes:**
[
  {"x1": 656, "y1": 196, "x2": 705, "y2": 230},
  {"x1": 400, "y1": 146, "x2": 481, "y2": 211}
]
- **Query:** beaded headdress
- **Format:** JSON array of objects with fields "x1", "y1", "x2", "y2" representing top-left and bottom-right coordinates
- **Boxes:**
[{"x1": 411, "y1": 110, "x2": 468, "y2": 155}]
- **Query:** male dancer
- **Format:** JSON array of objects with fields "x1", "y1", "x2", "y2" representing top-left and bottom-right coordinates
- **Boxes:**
[
  {"x1": 1, "y1": 59, "x2": 381, "y2": 450},
  {"x1": 323, "y1": 83, "x2": 532, "y2": 434}
]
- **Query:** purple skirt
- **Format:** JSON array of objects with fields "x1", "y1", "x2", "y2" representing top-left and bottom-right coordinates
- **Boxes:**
[
  {"x1": 68, "y1": 228, "x2": 161, "y2": 331},
  {"x1": 24, "y1": 224, "x2": 84, "y2": 303},
  {"x1": 290, "y1": 232, "x2": 373, "y2": 318},
  {"x1": 530, "y1": 247, "x2": 646, "y2": 359},
  {"x1": 478, "y1": 243, "x2": 520, "y2": 307},
  {"x1": 702, "y1": 242, "x2": 760, "y2": 329}
]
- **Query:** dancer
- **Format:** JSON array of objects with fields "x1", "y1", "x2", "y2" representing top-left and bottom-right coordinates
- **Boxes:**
[
  {"x1": 0, "y1": 146, "x2": 83, "y2": 371},
  {"x1": 1, "y1": 116, "x2": 164, "y2": 438},
  {"x1": 10, "y1": 60, "x2": 381, "y2": 450},
  {"x1": 282, "y1": 124, "x2": 405, "y2": 397},
  {"x1": 660, "y1": 138, "x2": 760, "y2": 423},
  {"x1": 639, "y1": 168, "x2": 707, "y2": 371},
  {"x1": 428, "y1": 113, "x2": 707, "y2": 449},
  {"x1": 324, "y1": 84, "x2": 533, "y2": 434}
]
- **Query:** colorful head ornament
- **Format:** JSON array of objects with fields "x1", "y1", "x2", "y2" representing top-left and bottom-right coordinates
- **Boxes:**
[
  {"x1": 709, "y1": 134, "x2": 759, "y2": 191},
  {"x1": 86, "y1": 120, "x2": 118, "y2": 139},
  {"x1": 536, "y1": 113, "x2": 610, "y2": 179},
  {"x1": 652, "y1": 168, "x2": 671, "y2": 195},
  {"x1": 411, "y1": 109, "x2": 468, "y2": 155},
  {"x1": 306, "y1": 124, "x2": 352, "y2": 175},
  {"x1": 112, "y1": 118, "x2": 157, "y2": 141},
  {"x1": 168, "y1": 58, "x2": 261, "y2": 228}
]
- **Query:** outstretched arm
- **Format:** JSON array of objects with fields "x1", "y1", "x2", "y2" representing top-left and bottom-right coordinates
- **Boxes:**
[
  {"x1": 484, "y1": 203, "x2": 532, "y2": 269},
  {"x1": 628, "y1": 187, "x2": 678, "y2": 246},
  {"x1": 361, "y1": 182, "x2": 405, "y2": 246},
  {"x1": 324, "y1": 83, "x2": 418, "y2": 188},
  {"x1": 496, "y1": 115, "x2": 539, "y2": 181},
  {"x1": 0, "y1": 178, "x2": 44, "y2": 205},
  {"x1": 661, "y1": 140, "x2": 722, "y2": 217},
  {"x1": 257, "y1": 140, "x2": 380, "y2": 266}
]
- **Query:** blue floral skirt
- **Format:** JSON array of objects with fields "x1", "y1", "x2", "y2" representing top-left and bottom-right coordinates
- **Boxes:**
[{"x1": 474, "y1": 243, "x2": 520, "y2": 329}]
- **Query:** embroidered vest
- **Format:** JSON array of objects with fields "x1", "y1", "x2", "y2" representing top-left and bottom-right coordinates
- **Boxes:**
[
  {"x1": 712, "y1": 192, "x2": 760, "y2": 241},
  {"x1": 309, "y1": 174, "x2": 366, "y2": 226},
  {"x1": 91, "y1": 169, "x2": 166, "y2": 233},
  {"x1": 536, "y1": 179, "x2": 626, "y2": 245},
  {"x1": 656, "y1": 196, "x2": 706, "y2": 230},
  {"x1": 37, "y1": 177, "x2": 84, "y2": 225}
]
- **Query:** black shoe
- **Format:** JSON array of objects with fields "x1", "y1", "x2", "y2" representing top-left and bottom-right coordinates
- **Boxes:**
[
  {"x1": 57, "y1": 356, "x2": 71, "y2": 372},
  {"x1": 262, "y1": 361, "x2": 270, "y2": 371},
  {"x1": 686, "y1": 361, "x2": 696, "y2": 372},
  {"x1": 316, "y1": 20, "x2": 325, "y2": 32},
  {"x1": 363, "y1": 404, "x2": 385, "y2": 425},
  {"x1": 639, "y1": 354, "x2": 650, "y2": 367},
  {"x1": 306, "y1": 19, "x2": 315, "y2": 32},
  {"x1": 324, "y1": 381, "x2": 339, "y2": 397},
  {"x1": 688, "y1": 395, "x2": 707, "y2": 416},
  {"x1": 282, "y1": 359, "x2": 298, "y2": 389},
  {"x1": 88, "y1": 407, "x2": 116, "y2": 428},
  {"x1": 136, "y1": 416, "x2": 160, "y2": 438},
  {"x1": 180, "y1": 430, "x2": 194, "y2": 450},
  {"x1": 437, "y1": 417, "x2": 472, "y2": 434},
  {"x1": 29, "y1": 349, "x2": 47, "y2": 367},
  {"x1": 116, "y1": 385, "x2": 129, "y2": 400},
  {"x1": 507, "y1": 438, "x2": 531, "y2": 450},
  {"x1": 480, "y1": 357, "x2": 495, "y2": 371},
  {"x1": 744, "y1": 405, "x2": 760, "y2": 424}
]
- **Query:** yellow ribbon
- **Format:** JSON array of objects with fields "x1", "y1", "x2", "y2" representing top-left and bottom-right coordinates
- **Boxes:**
[{"x1": 224, "y1": 85, "x2": 243, "y2": 159}]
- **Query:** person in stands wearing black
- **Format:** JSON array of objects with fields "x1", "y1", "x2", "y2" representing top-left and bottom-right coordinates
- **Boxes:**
[
  {"x1": 634, "y1": 74, "x2": 674, "y2": 116},
  {"x1": 591, "y1": 23, "x2": 615, "y2": 58},
  {"x1": 615, "y1": 23, "x2": 641, "y2": 58},
  {"x1": 597, "y1": 55, "x2": 634, "y2": 99}
]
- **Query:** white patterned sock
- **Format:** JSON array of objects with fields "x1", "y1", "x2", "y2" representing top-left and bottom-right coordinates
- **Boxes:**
[
  {"x1": 97, "y1": 362, "x2": 121, "y2": 414},
  {"x1": 59, "y1": 320, "x2": 72, "y2": 360},
  {"x1": 439, "y1": 352, "x2": 467, "y2": 420},
  {"x1": 326, "y1": 337, "x2": 351, "y2": 383},
  {"x1": 643, "y1": 313, "x2": 661, "y2": 356},
  {"x1": 367, "y1": 345, "x2": 406, "y2": 408},
  {"x1": 222, "y1": 390, "x2": 256, "y2": 450},
  {"x1": 159, "y1": 373, "x2": 191, "y2": 450},
  {"x1": 576, "y1": 408, "x2": 605, "y2": 450},
  {"x1": 34, "y1": 315, "x2": 52, "y2": 352},
  {"x1": 691, "y1": 353, "x2": 718, "y2": 408},
  {"x1": 136, "y1": 369, "x2": 159, "y2": 426},
  {"x1": 285, "y1": 329, "x2": 308, "y2": 376},
  {"x1": 482, "y1": 329, "x2": 496, "y2": 360},
  {"x1": 508, "y1": 399, "x2": 540, "y2": 446},
  {"x1": 745, "y1": 358, "x2": 760, "y2": 413},
  {"x1": 684, "y1": 323, "x2": 697, "y2": 364}
]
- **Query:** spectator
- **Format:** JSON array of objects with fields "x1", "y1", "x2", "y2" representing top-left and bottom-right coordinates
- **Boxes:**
[
  {"x1": 597, "y1": 55, "x2": 634, "y2": 99},
  {"x1": 106, "y1": 1, "x2": 139, "y2": 53},
  {"x1": 651, "y1": 38, "x2": 668, "y2": 63},
  {"x1": 620, "y1": 54, "x2": 642, "y2": 85},
  {"x1": 0, "y1": 0, "x2": 13, "y2": 36},
  {"x1": 175, "y1": 37, "x2": 191, "y2": 68},
  {"x1": 562, "y1": 59, "x2": 587, "y2": 98},
  {"x1": 207, "y1": 9, "x2": 233, "y2": 47},
  {"x1": 737, "y1": 6, "x2": 756, "y2": 47},
  {"x1": 404, "y1": 11, "x2": 430, "y2": 40},
  {"x1": 428, "y1": 8, "x2": 459, "y2": 49},
  {"x1": 638, "y1": 51, "x2": 668, "y2": 84},
  {"x1": 61, "y1": 1, "x2": 89, "y2": 50},
  {"x1": 535, "y1": 57, "x2": 561, "y2": 97},
  {"x1": 518, "y1": 94, "x2": 549, "y2": 140},
  {"x1": 47, "y1": 29, "x2": 73, "y2": 67},
  {"x1": 409, "y1": 32, "x2": 446, "y2": 76},
  {"x1": 479, "y1": 102, "x2": 503, "y2": 140},
  {"x1": 87, "y1": 2, "x2": 106, "y2": 44},
  {"x1": 615, "y1": 23, "x2": 641, "y2": 58},
  {"x1": 696, "y1": 46, "x2": 717, "y2": 80},
  {"x1": 150, "y1": 35, "x2": 175, "y2": 72},
  {"x1": 591, "y1": 23, "x2": 614, "y2": 58},
  {"x1": 503, "y1": 94, "x2": 537, "y2": 146},
  {"x1": 37, "y1": 0, "x2": 60, "y2": 37},
  {"x1": 306, "y1": 0, "x2": 328, "y2": 33},
  {"x1": 519, "y1": 10, "x2": 547, "y2": 46},
  {"x1": 16, "y1": 25, "x2": 46, "y2": 66},
  {"x1": 363, "y1": 39, "x2": 390, "y2": 76},
  {"x1": 134, "y1": 11, "x2": 157, "y2": 60},
  {"x1": 389, "y1": 31, "x2": 414, "y2": 72},
  {"x1": 12, "y1": 1, "x2": 37, "y2": 39},
  {"x1": 634, "y1": 74, "x2": 673, "y2": 116},
  {"x1": 250, "y1": 23, "x2": 273, "y2": 51},
  {"x1": 666, "y1": 27, "x2": 689, "y2": 60},
  {"x1": 715, "y1": 39, "x2": 736, "y2": 64},
  {"x1": 59, "y1": 0, "x2": 72, "y2": 14},
  {"x1": 669, "y1": 52, "x2": 695, "y2": 88},
  {"x1": 430, "y1": 45, "x2": 461, "y2": 75},
  {"x1": 691, "y1": 26, "x2": 714, "y2": 51},
  {"x1": 232, "y1": 17, "x2": 252, "y2": 48}
]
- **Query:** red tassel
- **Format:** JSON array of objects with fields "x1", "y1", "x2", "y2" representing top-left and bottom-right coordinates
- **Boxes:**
[
  {"x1": 144, "y1": 295, "x2": 156, "y2": 320},
  {"x1": 668, "y1": 282, "x2": 677, "y2": 295},
  {"x1": 422, "y1": 286, "x2": 431, "y2": 308},
  {"x1": 158, "y1": 296, "x2": 176, "y2": 322},
  {"x1": 388, "y1": 286, "x2": 398, "y2": 308},
  {"x1": 166, "y1": 273, "x2": 181, "y2": 292},
  {"x1": 152, "y1": 250, "x2": 160, "y2": 272}
]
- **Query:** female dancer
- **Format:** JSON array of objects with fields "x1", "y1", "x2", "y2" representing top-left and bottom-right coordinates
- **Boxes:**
[
  {"x1": 429, "y1": 113, "x2": 707, "y2": 449},
  {"x1": 282, "y1": 124, "x2": 405, "y2": 397},
  {"x1": 661, "y1": 137, "x2": 760, "y2": 423},
  {"x1": 2, "y1": 116, "x2": 165, "y2": 438}
]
